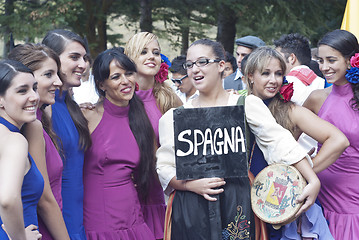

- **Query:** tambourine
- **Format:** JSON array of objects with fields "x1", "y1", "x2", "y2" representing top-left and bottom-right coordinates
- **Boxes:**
[{"x1": 251, "y1": 164, "x2": 307, "y2": 229}]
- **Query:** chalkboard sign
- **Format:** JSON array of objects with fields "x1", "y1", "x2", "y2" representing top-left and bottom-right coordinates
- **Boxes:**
[{"x1": 173, "y1": 105, "x2": 247, "y2": 180}]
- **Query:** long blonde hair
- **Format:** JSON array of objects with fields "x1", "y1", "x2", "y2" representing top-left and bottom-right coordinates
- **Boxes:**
[
  {"x1": 245, "y1": 47, "x2": 297, "y2": 135},
  {"x1": 124, "y1": 32, "x2": 180, "y2": 114}
]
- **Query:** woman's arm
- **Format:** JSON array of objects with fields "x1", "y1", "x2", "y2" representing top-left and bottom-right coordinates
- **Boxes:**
[
  {"x1": 291, "y1": 105, "x2": 349, "y2": 173},
  {"x1": 24, "y1": 120, "x2": 70, "y2": 240},
  {"x1": 245, "y1": 95, "x2": 319, "y2": 212},
  {"x1": 0, "y1": 134, "x2": 31, "y2": 239},
  {"x1": 292, "y1": 159, "x2": 320, "y2": 216}
]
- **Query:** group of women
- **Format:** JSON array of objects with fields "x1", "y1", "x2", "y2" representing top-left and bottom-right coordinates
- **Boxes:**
[{"x1": 0, "y1": 27, "x2": 357, "y2": 240}]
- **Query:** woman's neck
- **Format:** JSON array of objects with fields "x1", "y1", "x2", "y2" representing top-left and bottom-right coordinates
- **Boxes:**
[
  {"x1": 137, "y1": 74, "x2": 155, "y2": 90},
  {"x1": 194, "y1": 88, "x2": 229, "y2": 108}
]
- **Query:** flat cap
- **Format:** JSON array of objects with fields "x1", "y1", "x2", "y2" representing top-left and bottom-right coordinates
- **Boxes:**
[{"x1": 235, "y1": 35, "x2": 265, "y2": 49}]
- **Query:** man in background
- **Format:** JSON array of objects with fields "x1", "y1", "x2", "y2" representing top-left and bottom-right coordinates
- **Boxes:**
[{"x1": 223, "y1": 35, "x2": 265, "y2": 90}]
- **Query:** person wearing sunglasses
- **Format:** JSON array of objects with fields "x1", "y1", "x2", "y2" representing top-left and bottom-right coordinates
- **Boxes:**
[{"x1": 169, "y1": 55, "x2": 198, "y2": 103}]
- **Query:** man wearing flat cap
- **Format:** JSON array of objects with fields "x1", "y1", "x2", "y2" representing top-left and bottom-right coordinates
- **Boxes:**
[{"x1": 223, "y1": 35, "x2": 265, "y2": 90}]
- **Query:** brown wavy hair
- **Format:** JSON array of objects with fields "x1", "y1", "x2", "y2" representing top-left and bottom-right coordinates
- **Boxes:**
[{"x1": 245, "y1": 47, "x2": 297, "y2": 134}]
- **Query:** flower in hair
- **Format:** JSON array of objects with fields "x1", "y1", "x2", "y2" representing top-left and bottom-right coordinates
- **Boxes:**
[
  {"x1": 346, "y1": 53, "x2": 359, "y2": 84},
  {"x1": 279, "y1": 76, "x2": 294, "y2": 102},
  {"x1": 160, "y1": 53, "x2": 171, "y2": 67},
  {"x1": 350, "y1": 53, "x2": 359, "y2": 68},
  {"x1": 155, "y1": 62, "x2": 169, "y2": 83}
]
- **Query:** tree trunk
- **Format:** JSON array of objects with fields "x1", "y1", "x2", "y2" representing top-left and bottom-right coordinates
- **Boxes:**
[
  {"x1": 140, "y1": 0, "x2": 153, "y2": 32},
  {"x1": 80, "y1": 0, "x2": 114, "y2": 58},
  {"x1": 216, "y1": 3, "x2": 237, "y2": 54},
  {"x1": 3, "y1": 0, "x2": 14, "y2": 57}
]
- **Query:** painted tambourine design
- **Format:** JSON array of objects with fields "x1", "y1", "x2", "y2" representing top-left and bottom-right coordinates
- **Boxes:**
[{"x1": 251, "y1": 164, "x2": 307, "y2": 227}]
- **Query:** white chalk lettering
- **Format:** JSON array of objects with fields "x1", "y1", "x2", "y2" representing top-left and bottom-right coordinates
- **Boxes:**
[
  {"x1": 193, "y1": 129, "x2": 204, "y2": 156},
  {"x1": 203, "y1": 128, "x2": 215, "y2": 155},
  {"x1": 213, "y1": 128, "x2": 224, "y2": 155},
  {"x1": 176, "y1": 130, "x2": 193, "y2": 156},
  {"x1": 177, "y1": 126, "x2": 245, "y2": 157}
]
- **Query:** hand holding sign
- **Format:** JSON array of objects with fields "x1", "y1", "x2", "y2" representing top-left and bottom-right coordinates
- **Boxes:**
[{"x1": 185, "y1": 177, "x2": 226, "y2": 201}]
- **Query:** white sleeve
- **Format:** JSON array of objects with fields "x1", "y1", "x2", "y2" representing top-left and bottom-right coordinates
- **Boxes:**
[
  {"x1": 156, "y1": 108, "x2": 177, "y2": 195},
  {"x1": 245, "y1": 95, "x2": 309, "y2": 166}
]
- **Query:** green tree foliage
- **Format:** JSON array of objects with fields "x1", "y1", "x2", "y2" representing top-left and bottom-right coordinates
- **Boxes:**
[
  {"x1": 0, "y1": 0, "x2": 348, "y2": 57},
  {"x1": 152, "y1": 0, "x2": 216, "y2": 55}
]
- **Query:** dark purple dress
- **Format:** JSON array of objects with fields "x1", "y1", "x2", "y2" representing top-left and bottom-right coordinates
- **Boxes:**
[
  {"x1": 36, "y1": 109, "x2": 64, "y2": 240},
  {"x1": 83, "y1": 98, "x2": 155, "y2": 239}
]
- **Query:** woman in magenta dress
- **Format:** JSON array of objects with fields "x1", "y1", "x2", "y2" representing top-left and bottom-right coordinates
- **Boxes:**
[
  {"x1": 8, "y1": 43, "x2": 70, "y2": 240},
  {"x1": 0, "y1": 60, "x2": 43, "y2": 240},
  {"x1": 304, "y1": 29, "x2": 359, "y2": 239},
  {"x1": 82, "y1": 49, "x2": 157, "y2": 239},
  {"x1": 125, "y1": 32, "x2": 182, "y2": 239}
]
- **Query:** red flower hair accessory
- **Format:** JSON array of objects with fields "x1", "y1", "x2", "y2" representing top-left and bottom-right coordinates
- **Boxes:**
[
  {"x1": 154, "y1": 62, "x2": 169, "y2": 83},
  {"x1": 135, "y1": 82, "x2": 139, "y2": 91},
  {"x1": 346, "y1": 53, "x2": 359, "y2": 84},
  {"x1": 350, "y1": 53, "x2": 359, "y2": 68},
  {"x1": 279, "y1": 77, "x2": 294, "y2": 102}
]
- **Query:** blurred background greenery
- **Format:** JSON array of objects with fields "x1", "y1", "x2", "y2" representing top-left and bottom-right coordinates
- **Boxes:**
[{"x1": 0, "y1": 0, "x2": 347, "y2": 60}]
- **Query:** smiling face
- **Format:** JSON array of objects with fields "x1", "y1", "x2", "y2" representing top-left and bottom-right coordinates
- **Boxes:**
[
  {"x1": 317, "y1": 44, "x2": 349, "y2": 86},
  {"x1": 100, "y1": 60, "x2": 136, "y2": 107},
  {"x1": 33, "y1": 58, "x2": 62, "y2": 106},
  {"x1": 134, "y1": 40, "x2": 161, "y2": 78},
  {"x1": 59, "y1": 41, "x2": 86, "y2": 90},
  {"x1": 249, "y1": 57, "x2": 284, "y2": 100},
  {"x1": 0, "y1": 72, "x2": 39, "y2": 128},
  {"x1": 186, "y1": 44, "x2": 225, "y2": 94}
]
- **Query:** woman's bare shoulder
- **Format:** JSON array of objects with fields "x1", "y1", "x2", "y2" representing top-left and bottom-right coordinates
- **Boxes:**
[{"x1": 303, "y1": 87, "x2": 332, "y2": 114}]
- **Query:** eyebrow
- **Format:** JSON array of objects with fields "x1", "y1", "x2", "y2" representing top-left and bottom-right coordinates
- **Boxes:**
[
  {"x1": 69, "y1": 52, "x2": 82, "y2": 56},
  {"x1": 14, "y1": 84, "x2": 30, "y2": 90}
]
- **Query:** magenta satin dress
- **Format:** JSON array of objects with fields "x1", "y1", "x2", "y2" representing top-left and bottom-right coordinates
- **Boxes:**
[
  {"x1": 83, "y1": 98, "x2": 155, "y2": 239},
  {"x1": 36, "y1": 109, "x2": 64, "y2": 240},
  {"x1": 317, "y1": 83, "x2": 359, "y2": 239},
  {"x1": 136, "y1": 89, "x2": 166, "y2": 239}
]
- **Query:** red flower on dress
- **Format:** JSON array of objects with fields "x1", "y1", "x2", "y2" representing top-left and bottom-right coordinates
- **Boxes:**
[
  {"x1": 279, "y1": 82, "x2": 294, "y2": 103},
  {"x1": 154, "y1": 62, "x2": 169, "y2": 83},
  {"x1": 350, "y1": 53, "x2": 359, "y2": 68}
]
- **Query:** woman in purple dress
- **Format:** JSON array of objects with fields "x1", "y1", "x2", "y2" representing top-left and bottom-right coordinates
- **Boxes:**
[
  {"x1": 304, "y1": 29, "x2": 359, "y2": 239},
  {"x1": 9, "y1": 43, "x2": 70, "y2": 240},
  {"x1": 82, "y1": 49, "x2": 156, "y2": 239},
  {"x1": 125, "y1": 32, "x2": 182, "y2": 239},
  {"x1": 0, "y1": 60, "x2": 43, "y2": 240}
]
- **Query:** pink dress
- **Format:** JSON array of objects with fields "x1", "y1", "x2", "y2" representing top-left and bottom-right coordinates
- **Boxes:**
[
  {"x1": 36, "y1": 110, "x2": 64, "y2": 240},
  {"x1": 317, "y1": 83, "x2": 359, "y2": 239},
  {"x1": 83, "y1": 98, "x2": 155, "y2": 239},
  {"x1": 136, "y1": 89, "x2": 166, "y2": 239}
]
